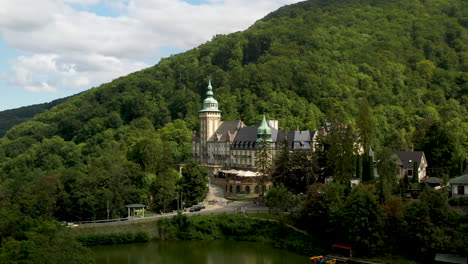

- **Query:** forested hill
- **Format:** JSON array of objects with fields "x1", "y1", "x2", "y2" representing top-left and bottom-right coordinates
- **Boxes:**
[
  {"x1": 0, "y1": 0, "x2": 466, "y2": 221},
  {"x1": 0, "y1": 96, "x2": 71, "y2": 137}
]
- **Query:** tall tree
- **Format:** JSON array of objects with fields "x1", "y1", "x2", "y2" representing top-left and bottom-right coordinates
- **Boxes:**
[
  {"x1": 356, "y1": 99, "x2": 374, "y2": 155},
  {"x1": 180, "y1": 161, "x2": 208, "y2": 207},
  {"x1": 265, "y1": 184, "x2": 299, "y2": 224},
  {"x1": 256, "y1": 132, "x2": 273, "y2": 196},
  {"x1": 377, "y1": 149, "x2": 398, "y2": 204},
  {"x1": 326, "y1": 121, "x2": 357, "y2": 184},
  {"x1": 341, "y1": 186, "x2": 384, "y2": 255},
  {"x1": 152, "y1": 169, "x2": 178, "y2": 213},
  {"x1": 271, "y1": 138, "x2": 290, "y2": 188},
  {"x1": 412, "y1": 161, "x2": 419, "y2": 183}
]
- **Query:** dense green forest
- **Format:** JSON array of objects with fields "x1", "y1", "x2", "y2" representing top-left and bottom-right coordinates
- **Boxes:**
[
  {"x1": 0, "y1": 0, "x2": 467, "y2": 261},
  {"x1": 0, "y1": 96, "x2": 71, "y2": 137}
]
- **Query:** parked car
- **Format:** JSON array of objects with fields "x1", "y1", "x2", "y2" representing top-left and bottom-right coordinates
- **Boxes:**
[{"x1": 189, "y1": 205, "x2": 203, "y2": 212}]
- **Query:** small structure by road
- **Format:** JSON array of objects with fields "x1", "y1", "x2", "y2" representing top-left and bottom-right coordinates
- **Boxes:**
[{"x1": 125, "y1": 204, "x2": 146, "y2": 218}]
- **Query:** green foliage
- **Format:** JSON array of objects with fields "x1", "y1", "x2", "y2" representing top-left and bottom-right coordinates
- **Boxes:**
[
  {"x1": 377, "y1": 149, "x2": 398, "y2": 204},
  {"x1": 160, "y1": 213, "x2": 323, "y2": 256},
  {"x1": 322, "y1": 120, "x2": 358, "y2": 183},
  {"x1": 265, "y1": 184, "x2": 300, "y2": 223},
  {"x1": 0, "y1": 206, "x2": 93, "y2": 264},
  {"x1": 341, "y1": 186, "x2": 384, "y2": 255},
  {"x1": 299, "y1": 182, "x2": 468, "y2": 260},
  {"x1": 412, "y1": 161, "x2": 419, "y2": 183},
  {"x1": 180, "y1": 161, "x2": 208, "y2": 206},
  {"x1": 0, "y1": 0, "x2": 466, "y2": 258},
  {"x1": 76, "y1": 231, "x2": 149, "y2": 246},
  {"x1": 0, "y1": 97, "x2": 68, "y2": 138},
  {"x1": 272, "y1": 140, "x2": 319, "y2": 194},
  {"x1": 255, "y1": 136, "x2": 272, "y2": 196}
]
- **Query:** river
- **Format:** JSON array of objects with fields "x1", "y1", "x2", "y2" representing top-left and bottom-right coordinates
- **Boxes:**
[{"x1": 92, "y1": 240, "x2": 311, "y2": 264}]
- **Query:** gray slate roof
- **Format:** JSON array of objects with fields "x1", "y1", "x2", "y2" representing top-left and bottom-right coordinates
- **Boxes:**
[
  {"x1": 449, "y1": 174, "x2": 468, "y2": 185},
  {"x1": 231, "y1": 126, "x2": 278, "y2": 150},
  {"x1": 210, "y1": 120, "x2": 244, "y2": 142},
  {"x1": 394, "y1": 151, "x2": 425, "y2": 169},
  {"x1": 231, "y1": 126, "x2": 316, "y2": 151}
]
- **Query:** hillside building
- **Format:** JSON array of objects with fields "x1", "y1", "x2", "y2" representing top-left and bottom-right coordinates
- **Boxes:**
[
  {"x1": 192, "y1": 81, "x2": 318, "y2": 171},
  {"x1": 192, "y1": 82, "x2": 317, "y2": 197},
  {"x1": 393, "y1": 151, "x2": 428, "y2": 182}
]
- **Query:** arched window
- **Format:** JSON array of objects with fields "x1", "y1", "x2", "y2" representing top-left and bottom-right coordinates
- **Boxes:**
[
  {"x1": 229, "y1": 185, "x2": 233, "y2": 193},
  {"x1": 245, "y1": 186, "x2": 250, "y2": 194},
  {"x1": 236, "y1": 185, "x2": 241, "y2": 194},
  {"x1": 255, "y1": 186, "x2": 259, "y2": 194},
  {"x1": 225, "y1": 185, "x2": 228, "y2": 192}
]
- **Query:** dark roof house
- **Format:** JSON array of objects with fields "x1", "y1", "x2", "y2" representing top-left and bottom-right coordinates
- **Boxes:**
[{"x1": 393, "y1": 151, "x2": 428, "y2": 182}]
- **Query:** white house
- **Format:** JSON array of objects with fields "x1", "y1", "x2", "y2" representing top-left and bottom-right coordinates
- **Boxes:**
[
  {"x1": 393, "y1": 151, "x2": 428, "y2": 182},
  {"x1": 449, "y1": 174, "x2": 468, "y2": 198}
]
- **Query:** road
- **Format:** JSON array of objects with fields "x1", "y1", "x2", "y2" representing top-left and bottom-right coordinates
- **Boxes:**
[{"x1": 75, "y1": 183, "x2": 268, "y2": 227}]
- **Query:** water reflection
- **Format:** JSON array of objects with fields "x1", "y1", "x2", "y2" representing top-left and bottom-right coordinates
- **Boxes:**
[{"x1": 93, "y1": 240, "x2": 310, "y2": 264}]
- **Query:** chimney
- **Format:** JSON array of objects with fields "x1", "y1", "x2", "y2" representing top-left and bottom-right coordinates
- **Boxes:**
[
  {"x1": 296, "y1": 125, "x2": 300, "y2": 131},
  {"x1": 267, "y1": 120, "x2": 278, "y2": 130}
]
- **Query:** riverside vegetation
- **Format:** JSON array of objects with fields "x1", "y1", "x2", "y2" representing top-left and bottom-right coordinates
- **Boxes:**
[
  {"x1": 0, "y1": 0, "x2": 467, "y2": 262},
  {"x1": 73, "y1": 213, "x2": 322, "y2": 257}
]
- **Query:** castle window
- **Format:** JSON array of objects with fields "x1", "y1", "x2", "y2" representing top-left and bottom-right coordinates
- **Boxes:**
[
  {"x1": 255, "y1": 186, "x2": 259, "y2": 194},
  {"x1": 229, "y1": 185, "x2": 233, "y2": 193},
  {"x1": 236, "y1": 185, "x2": 241, "y2": 194},
  {"x1": 245, "y1": 186, "x2": 250, "y2": 194}
]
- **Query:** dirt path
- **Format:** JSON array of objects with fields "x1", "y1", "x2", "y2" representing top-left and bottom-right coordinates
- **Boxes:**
[{"x1": 203, "y1": 182, "x2": 229, "y2": 209}]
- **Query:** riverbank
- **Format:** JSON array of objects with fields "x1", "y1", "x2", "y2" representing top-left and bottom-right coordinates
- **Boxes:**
[{"x1": 70, "y1": 213, "x2": 323, "y2": 256}]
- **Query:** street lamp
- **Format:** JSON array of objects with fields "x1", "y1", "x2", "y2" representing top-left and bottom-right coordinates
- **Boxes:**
[{"x1": 178, "y1": 164, "x2": 186, "y2": 211}]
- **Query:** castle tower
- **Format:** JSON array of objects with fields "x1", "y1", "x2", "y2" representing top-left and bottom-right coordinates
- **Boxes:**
[{"x1": 199, "y1": 80, "x2": 221, "y2": 159}]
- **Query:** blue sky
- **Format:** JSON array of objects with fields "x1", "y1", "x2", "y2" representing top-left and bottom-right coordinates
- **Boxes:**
[{"x1": 0, "y1": 0, "x2": 300, "y2": 111}]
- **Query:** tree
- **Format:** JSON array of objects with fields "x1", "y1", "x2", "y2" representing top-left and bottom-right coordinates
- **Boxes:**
[
  {"x1": 356, "y1": 99, "x2": 374, "y2": 155},
  {"x1": 255, "y1": 133, "x2": 272, "y2": 196},
  {"x1": 412, "y1": 161, "x2": 419, "y2": 183},
  {"x1": 265, "y1": 184, "x2": 299, "y2": 224},
  {"x1": 272, "y1": 139, "x2": 319, "y2": 194},
  {"x1": 0, "y1": 217, "x2": 93, "y2": 264},
  {"x1": 300, "y1": 183, "x2": 346, "y2": 243},
  {"x1": 326, "y1": 121, "x2": 357, "y2": 184},
  {"x1": 362, "y1": 154, "x2": 374, "y2": 182},
  {"x1": 377, "y1": 149, "x2": 398, "y2": 204},
  {"x1": 415, "y1": 121, "x2": 456, "y2": 171},
  {"x1": 152, "y1": 169, "x2": 178, "y2": 213},
  {"x1": 341, "y1": 186, "x2": 384, "y2": 255},
  {"x1": 271, "y1": 139, "x2": 291, "y2": 187},
  {"x1": 180, "y1": 161, "x2": 208, "y2": 207}
]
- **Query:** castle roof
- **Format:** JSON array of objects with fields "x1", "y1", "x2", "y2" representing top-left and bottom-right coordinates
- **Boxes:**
[
  {"x1": 231, "y1": 126, "x2": 278, "y2": 150},
  {"x1": 209, "y1": 120, "x2": 244, "y2": 142}
]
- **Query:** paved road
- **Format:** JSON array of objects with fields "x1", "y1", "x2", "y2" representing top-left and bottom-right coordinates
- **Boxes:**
[{"x1": 75, "y1": 183, "x2": 268, "y2": 227}]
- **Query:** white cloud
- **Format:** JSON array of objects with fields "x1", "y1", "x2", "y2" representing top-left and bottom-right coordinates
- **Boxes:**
[{"x1": 0, "y1": 0, "x2": 302, "y2": 98}]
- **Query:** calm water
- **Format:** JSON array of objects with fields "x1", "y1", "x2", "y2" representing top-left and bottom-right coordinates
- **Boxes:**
[{"x1": 92, "y1": 240, "x2": 310, "y2": 264}]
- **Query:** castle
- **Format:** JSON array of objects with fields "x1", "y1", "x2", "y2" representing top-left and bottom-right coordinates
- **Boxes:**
[{"x1": 192, "y1": 81, "x2": 318, "y2": 172}]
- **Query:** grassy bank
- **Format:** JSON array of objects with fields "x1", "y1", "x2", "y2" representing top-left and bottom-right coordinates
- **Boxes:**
[{"x1": 70, "y1": 213, "x2": 323, "y2": 256}]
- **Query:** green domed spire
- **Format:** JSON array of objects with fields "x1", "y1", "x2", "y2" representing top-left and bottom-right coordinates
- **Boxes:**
[
  {"x1": 257, "y1": 114, "x2": 272, "y2": 142},
  {"x1": 199, "y1": 80, "x2": 221, "y2": 113},
  {"x1": 206, "y1": 80, "x2": 214, "y2": 97}
]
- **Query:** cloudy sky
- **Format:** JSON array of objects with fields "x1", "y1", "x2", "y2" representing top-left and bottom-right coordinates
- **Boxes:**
[{"x1": 0, "y1": 0, "x2": 302, "y2": 111}]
